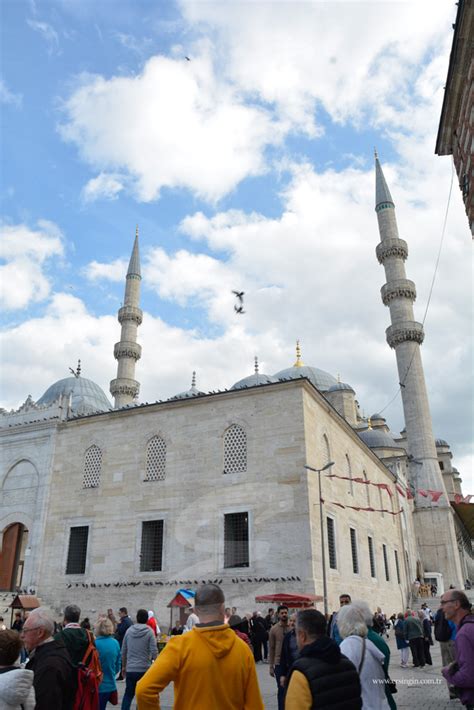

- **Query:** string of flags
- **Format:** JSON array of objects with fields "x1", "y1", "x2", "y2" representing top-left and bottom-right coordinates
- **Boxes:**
[
  {"x1": 454, "y1": 494, "x2": 473, "y2": 504},
  {"x1": 324, "y1": 500, "x2": 403, "y2": 515}
]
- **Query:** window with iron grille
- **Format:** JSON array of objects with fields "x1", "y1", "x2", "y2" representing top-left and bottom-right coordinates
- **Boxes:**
[
  {"x1": 368, "y1": 536, "x2": 376, "y2": 578},
  {"x1": 394, "y1": 549, "x2": 401, "y2": 584},
  {"x1": 224, "y1": 512, "x2": 249, "y2": 568},
  {"x1": 140, "y1": 520, "x2": 164, "y2": 572},
  {"x1": 382, "y1": 544, "x2": 390, "y2": 581},
  {"x1": 82, "y1": 445, "x2": 102, "y2": 488},
  {"x1": 327, "y1": 517, "x2": 337, "y2": 569},
  {"x1": 145, "y1": 437, "x2": 166, "y2": 481},
  {"x1": 223, "y1": 425, "x2": 247, "y2": 474},
  {"x1": 350, "y1": 528, "x2": 359, "y2": 574},
  {"x1": 66, "y1": 526, "x2": 89, "y2": 574}
]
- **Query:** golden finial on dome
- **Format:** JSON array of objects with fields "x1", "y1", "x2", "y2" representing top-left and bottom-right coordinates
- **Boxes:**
[
  {"x1": 368, "y1": 417, "x2": 372, "y2": 430},
  {"x1": 191, "y1": 371, "x2": 196, "y2": 388},
  {"x1": 293, "y1": 340, "x2": 304, "y2": 368}
]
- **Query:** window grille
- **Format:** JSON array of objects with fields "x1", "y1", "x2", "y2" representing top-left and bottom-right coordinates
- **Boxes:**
[
  {"x1": 350, "y1": 528, "x2": 359, "y2": 574},
  {"x1": 363, "y1": 470, "x2": 371, "y2": 506},
  {"x1": 224, "y1": 512, "x2": 249, "y2": 568},
  {"x1": 223, "y1": 425, "x2": 247, "y2": 474},
  {"x1": 394, "y1": 549, "x2": 401, "y2": 584},
  {"x1": 368, "y1": 536, "x2": 376, "y2": 578},
  {"x1": 140, "y1": 520, "x2": 164, "y2": 572},
  {"x1": 145, "y1": 437, "x2": 166, "y2": 481},
  {"x1": 345, "y1": 454, "x2": 353, "y2": 495},
  {"x1": 382, "y1": 544, "x2": 390, "y2": 581},
  {"x1": 66, "y1": 526, "x2": 89, "y2": 574},
  {"x1": 327, "y1": 517, "x2": 337, "y2": 569},
  {"x1": 83, "y1": 445, "x2": 102, "y2": 488}
]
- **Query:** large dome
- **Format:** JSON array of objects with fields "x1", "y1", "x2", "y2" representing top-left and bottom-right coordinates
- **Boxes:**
[
  {"x1": 37, "y1": 375, "x2": 111, "y2": 415},
  {"x1": 358, "y1": 428, "x2": 405, "y2": 450},
  {"x1": 274, "y1": 365, "x2": 337, "y2": 392}
]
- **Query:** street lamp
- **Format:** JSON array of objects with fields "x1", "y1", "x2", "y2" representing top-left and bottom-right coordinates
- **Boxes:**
[{"x1": 304, "y1": 461, "x2": 335, "y2": 617}]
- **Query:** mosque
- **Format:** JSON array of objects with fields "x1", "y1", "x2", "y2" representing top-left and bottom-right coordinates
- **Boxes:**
[{"x1": 1, "y1": 157, "x2": 472, "y2": 620}]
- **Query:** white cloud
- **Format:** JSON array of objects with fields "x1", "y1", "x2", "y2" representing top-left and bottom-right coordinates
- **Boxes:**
[
  {"x1": 0, "y1": 79, "x2": 22, "y2": 108},
  {"x1": 82, "y1": 173, "x2": 125, "y2": 202},
  {"x1": 26, "y1": 19, "x2": 60, "y2": 55},
  {"x1": 84, "y1": 258, "x2": 127, "y2": 282},
  {"x1": 59, "y1": 53, "x2": 280, "y2": 202},
  {"x1": 0, "y1": 220, "x2": 64, "y2": 311}
]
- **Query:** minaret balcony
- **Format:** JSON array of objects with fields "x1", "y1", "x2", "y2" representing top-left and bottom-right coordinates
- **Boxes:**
[
  {"x1": 110, "y1": 378, "x2": 140, "y2": 398},
  {"x1": 118, "y1": 305, "x2": 143, "y2": 325},
  {"x1": 376, "y1": 238, "x2": 408, "y2": 264},
  {"x1": 113, "y1": 341, "x2": 142, "y2": 361},
  {"x1": 386, "y1": 321, "x2": 424, "y2": 349},
  {"x1": 381, "y1": 279, "x2": 416, "y2": 306}
]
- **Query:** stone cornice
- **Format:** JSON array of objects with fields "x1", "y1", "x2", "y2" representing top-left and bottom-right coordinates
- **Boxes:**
[
  {"x1": 109, "y1": 378, "x2": 140, "y2": 398},
  {"x1": 113, "y1": 341, "x2": 142, "y2": 361},
  {"x1": 381, "y1": 279, "x2": 416, "y2": 306},
  {"x1": 118, "y1": 306, "x2": 143, "y2": 326},
  {"x1": 386, "y1": 321, "x2": 424, "y2": 349},
  {"x1": 376, "y1": 238, "x2": 408, "y2": 263}
]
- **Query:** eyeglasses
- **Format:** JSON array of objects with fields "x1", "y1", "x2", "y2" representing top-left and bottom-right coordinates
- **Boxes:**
[
  {"x1": 22, "y1": 626, "x2": 42, "y2": 633},
  {"x1": 440, "y1": 599, "x2": 455, "y2": 605}
]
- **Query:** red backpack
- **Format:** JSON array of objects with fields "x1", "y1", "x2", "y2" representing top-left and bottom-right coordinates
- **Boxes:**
[{"x1": 73, "y1": 631, "x2": 102, "y2": 710}]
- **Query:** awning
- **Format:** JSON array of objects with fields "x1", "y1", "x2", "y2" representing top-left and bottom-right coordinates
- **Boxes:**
[
  {"x1": 255, "y1": 593, "x2": 322, "y2": 608},
  {"x1": 451, "y1": 501, "x2": 474, "y2": 538},
  {"x1": 167, "y1": 589, "x2": 196, "y2": 608},
  {"x1": 9, "y1": 595, "x2": 41, "y2": 610}
]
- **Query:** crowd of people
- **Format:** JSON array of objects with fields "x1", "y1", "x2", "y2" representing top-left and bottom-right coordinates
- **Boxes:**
[{"x1": 0, "y1": 584, "x2": 472, "y2": 709}]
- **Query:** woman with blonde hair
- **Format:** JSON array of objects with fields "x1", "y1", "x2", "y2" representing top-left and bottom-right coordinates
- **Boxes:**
[
  {"x1": 338, "y1": 603, "x2": 390, "y2": 709},
  {"x1": 95, "y1": 617, "x2": 121, "y2": 710}
]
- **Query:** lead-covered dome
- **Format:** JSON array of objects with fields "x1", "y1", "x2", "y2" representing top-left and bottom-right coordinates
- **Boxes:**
[
  {"x1": 274, "y1": 342, "x2": 337, "y2": 392},
  {"x1": 358, "y1": 428, "x2": 405, "y2": 450},
  {"x1": 169, "y1": 372, "x2": 205, "y2": 400},
  {"x1": 231, "y1": 357, "x2": 278, "y2": 390},
  {"x1": 37, "y1": 368, "x2": 111, "y2": 416}
]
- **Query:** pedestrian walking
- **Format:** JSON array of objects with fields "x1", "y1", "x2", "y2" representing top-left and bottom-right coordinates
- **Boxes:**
[
  {"x1": 268, "y1": 605, "x2": 290, "y2": 710},
  {"x1": 441, "y1": 590, "x2": 474, "y2": 709},
  {"x1": 394, "y1": 613, "x2": 410, "y2": 667},
  {"x1": 279, "y1": 613, "x2": 299, "y2": 691},
  {"x1": 404, "y1": 610, "x2": 425, "y2": 668},
  {"x1": 0, "y1": 629, "x2": 35, "y2": 710},
  {"x1": 135, "y1": 583, "x2": 264, "y2": 710},
  {"x1": 418, "y1": 610, "x2": 433, "y2": 666},
  {"x1": 327, "y1": 593, "x2": 351, "y2": 645},
  {"x1": 120, "y1": 609, "x2": 157, "y2": 710},
  {"x1": 95, "y1": 618, "x2": 121, "y2": 710},
  {"x1": 55, "y1": 604, "x2": 94, "y2": 666},
  {"x1": 249, "y1": 611, "x2": 268, "y2": 663}
]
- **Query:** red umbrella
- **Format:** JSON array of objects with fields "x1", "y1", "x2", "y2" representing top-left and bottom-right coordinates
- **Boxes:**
[{"x1": 255, "y1": 593, "x2": 322, "y2": 608}]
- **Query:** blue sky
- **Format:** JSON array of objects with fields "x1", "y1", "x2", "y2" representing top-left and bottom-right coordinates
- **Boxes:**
[{"x1": 1, "y1": 0, "x2": 472, "y2": 489}]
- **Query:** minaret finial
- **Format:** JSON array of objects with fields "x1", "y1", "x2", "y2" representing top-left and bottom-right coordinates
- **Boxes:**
[
  {"x1": 191, "y1": 371, "x2": 196, "y2": 388},
  {"x1": 293, "y1": 340, "x2": 304, "y2": 368},
  {"x1": 337, "y1": 372, "x2": 341, "y2": 383},
  {"x1": 77, "y1": 359, "x2": 81, "y2": 377},
  {"x1": 136, "y1": 224, "x2": 139, "y2": 239},
  {"x1": 254, "y1": 356, "x2": 259, "y2": 374},
  {"x1": 374, "y1": 147, "x2": 378, "y2": 159},
  {"x1": 374, "y1": 152, "x2": 395, "y2": 211}
]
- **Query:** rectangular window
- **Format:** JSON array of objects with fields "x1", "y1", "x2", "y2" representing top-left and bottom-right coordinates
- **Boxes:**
[
  {"x1": 382, "y1": 543, "x2": 390, "y2": 581},
  {"x1": 327, "y1": 517, "x2": 337, "y2": 569},
  {"x1": 66, "y1": 526, "x2": 89, "y2": 575},
  {"x1": 224, "y1": 512, "x2": 249, "y2": 568},
  {"x1": 394, "y1": 549, "x2": 401, "y2": 584},
  {"x1": 439, "y1": 461, "x2": 444, "y2": 471},
  {"x1": 140, "y1": 520, "x2": 164, "y2": 572},
  {"x1": 368, "y1": 536, "x2": 376, "y2": 578},
  {"x1": 350, "y1": 528, "x2": 359, "y2": 574}
]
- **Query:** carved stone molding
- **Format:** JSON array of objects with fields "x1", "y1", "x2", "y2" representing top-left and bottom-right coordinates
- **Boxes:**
[
  {"x1": 381, "y1": 279, "x2": 417, "y2": 306},
  {"x1": 386, "y1": 321, "x2": 424, "y2": 349},
  {"x1": 118, "y1": 306, "x2": 143, "y2": 326},
  {"x1": 109, "y1": 379, "x2": 140, "y2": 398},
  {"x1": 376, "y1": 238, "x2": 408, "y2": 264},
  {"x1": 113, "y1": 341, "x2": 142, "y2": 361}
]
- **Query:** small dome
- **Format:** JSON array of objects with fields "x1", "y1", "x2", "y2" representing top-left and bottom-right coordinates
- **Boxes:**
[
  {"x1": 37, "y1": 374, "x2": 111, "y2": 415},
  {"x1": 358, "y1": 428, "x2": 405, "y2": 450},
  {"x1": 370, "y1": 413, "x2": 386, "y2": 422},
  {"x1": 328, "y1": 382, "x2": 355, "y2": 393},
  {"x1": 231, "y1": 373, "x2": 278, "y2": 390},
  {"x1": 169, "y1": 372, "x2": 205, "y2": 400},
  {"x1": 435, "y1": 438, "x2": 450, "y2": 448}
]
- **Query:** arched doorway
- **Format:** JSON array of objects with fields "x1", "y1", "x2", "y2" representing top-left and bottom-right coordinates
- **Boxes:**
[{"x1": 0, "y1": 523, "x2": 29, "y2": 591}]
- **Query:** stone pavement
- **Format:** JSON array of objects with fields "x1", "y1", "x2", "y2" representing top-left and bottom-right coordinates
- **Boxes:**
[{"x1": 117, "y1": 632, "x2": 462, "y2": 709}]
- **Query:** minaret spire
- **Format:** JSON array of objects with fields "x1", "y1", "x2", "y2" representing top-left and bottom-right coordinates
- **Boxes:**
[
  {"x1": 374, "y1": 154, "x2": 463, "y2": 587},
  {"x1": 110, "y1": 229, "x2": 143, "y2": 408}
]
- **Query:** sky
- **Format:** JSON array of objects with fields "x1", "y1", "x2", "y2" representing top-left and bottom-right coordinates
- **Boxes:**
[{"x1": 1, "y1": 0, "x2": 472, "y2": 490}]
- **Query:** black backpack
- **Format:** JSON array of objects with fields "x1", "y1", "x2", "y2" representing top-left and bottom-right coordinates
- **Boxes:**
[{"x1": 434, "y1": 610, "x2": 451, "y2": 642}]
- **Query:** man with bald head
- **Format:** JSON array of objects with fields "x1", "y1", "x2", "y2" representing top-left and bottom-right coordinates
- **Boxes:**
[{"x1": 136, "y1": 583, "x2": 264, "y2": 709}]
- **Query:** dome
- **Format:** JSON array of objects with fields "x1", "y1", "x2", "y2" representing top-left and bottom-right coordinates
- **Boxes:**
[
  {"x1": 435, "y1": 438, "x2": 450, "y2": 448},
  {"x1": 169, "y1": 372, "x2": 205, "y2": 400},
  {"x1": 358, "y1": 428, "x2": 405, "y2": 450},
  {"x1": 231, "y1": 356, "x2": 278, "y2": 390},
  {"x1": 274, "y1": 342, "x2": 337, "y2": 392},
  {"x1": 37, "y1": 373, "x2": 111, "y2": 415},
  {"x1": 370, "y1": 412, "x2": 386, "y2": 422},
  {"x1": 327, "y1": 382, "x2": 355, "y2": 393}
]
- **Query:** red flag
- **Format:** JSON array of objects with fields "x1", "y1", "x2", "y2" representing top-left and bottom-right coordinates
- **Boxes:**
[
  {"x1": 418, "y1": 489, "x2": 428, "y2": 498},
  {"x1": 406, "y1": 488, "x2": 414, "y2": 500},
  {"x1": 396, "y1": 484, "x2": 406, "y2": 498},
  {"x1": 454, "y1": 494, "x2": 463, "y2": 504},
  {"x1": 427, "y1": 489, "x2": 443, "y2": 503}
]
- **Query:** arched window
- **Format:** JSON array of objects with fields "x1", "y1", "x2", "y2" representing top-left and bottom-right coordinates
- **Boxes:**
[
  {"x1": 145, "y1": 437, "x2": 167, "y2": 481},
  {"x1": 363, "y1": 470, "x2": 371, "y2": 506},
  {"x1": 223, "y1": 425, "x2": 247, "y2": 474},
  {"x1": 378, "y1": 487, "x2": 385, "y2": 517},
  {"x1": 345, "y1": 454, "x2": 353, "y2": 495},
  {"x1": 83, "y1": 445, "x2": 102, "y2": 488},
  {"x1": 322, "y1": 435, "x2": 331, "y2": 466}
]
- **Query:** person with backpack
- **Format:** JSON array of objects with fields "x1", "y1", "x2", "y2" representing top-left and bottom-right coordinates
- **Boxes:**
[
  {"x1": 55, "y1": 605, "x2": 95, "y2": 667},
  {"x1": 23, "y1": 607, "x2": 76, "y2": 710},
  {"x1": 435, "y1": 605, "x2": 457, "y2": 699},
  {"x1": 441, "y1": 590, "x2": 474, "y2": 708}
]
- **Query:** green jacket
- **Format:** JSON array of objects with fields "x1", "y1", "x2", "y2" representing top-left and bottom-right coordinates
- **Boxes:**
[{"x1": 404, "y1": 615, "x2": 423, "y2": 640}]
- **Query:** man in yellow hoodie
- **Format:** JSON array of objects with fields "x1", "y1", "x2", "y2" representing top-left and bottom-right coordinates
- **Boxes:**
[{"x1": 135, "y1": 584, "x2": 264, "y2": 710}]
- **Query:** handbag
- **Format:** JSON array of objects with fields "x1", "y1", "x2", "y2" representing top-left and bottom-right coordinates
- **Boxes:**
[{"x1": 383, "y1": 665, "x2": 397, "y2": 694}]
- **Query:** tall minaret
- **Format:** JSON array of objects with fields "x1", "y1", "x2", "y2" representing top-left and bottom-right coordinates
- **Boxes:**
[
  {"x1": 374, "y1": 152, "x2": 463, "y2": 587},
  {"x1": 110, "y1": 228, "x2": 142, "y2": 408}
]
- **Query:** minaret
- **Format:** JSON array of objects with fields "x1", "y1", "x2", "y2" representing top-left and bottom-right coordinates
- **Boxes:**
[
  {"x1": 110, "y1": 228, "x2": 142, "y2": 408},
  {"x1": 374, "y1": 152, "x2": 463, "y2": 587}
]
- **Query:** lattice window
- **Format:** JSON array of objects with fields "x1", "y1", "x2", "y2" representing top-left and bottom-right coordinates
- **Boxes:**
[
  {"x1": 327, "y1": 517, "x2": 337, "y2": 569},
  {"x1": 345, "y1": 454, "x2": 353, "y2": 495},
  {"x1": 394, "y1": 549, "x2": 401, "y2": 584},
  {"x1": 223, "y1": 425, "x2": 247, "y2": 474},
  {"x1": 350, "y1": 527, "x2": 359, "y2": 574},
  {"x1": 368, "y1": 536, "x2": 376, "y2": 578},
  {"x1": 83, "y1": 445, "x2": 102, "y2": 488},
  {"x1": 140, "y1": 520, "x2": 164, "y2": 571},
  {"x1": 224, "y1": 512, "x2": 249, "y2": 568},
  {"x1": 383, "y1": 544, "x2": 390, "y2": 581},
  {"x1": 66, "y1": 526, "x2": 89, "y2": 574},
  {"x1": 145, "y1": 437, "x2": 167, "y2": 481}
]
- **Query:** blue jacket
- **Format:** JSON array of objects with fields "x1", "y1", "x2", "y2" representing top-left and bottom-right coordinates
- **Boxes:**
[{"x1": 95, "y1": 636, "x2": 121, "y2": 693}]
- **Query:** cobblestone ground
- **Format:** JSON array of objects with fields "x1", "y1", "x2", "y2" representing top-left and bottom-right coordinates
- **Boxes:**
[{"x1": 117, "y1": 632, "x2": 462, "y2": 709}]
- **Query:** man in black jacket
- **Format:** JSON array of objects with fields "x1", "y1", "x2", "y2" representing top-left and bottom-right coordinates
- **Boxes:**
[
  {"x1": 285, "y1": 609, "x2": 362, "y2": 710},
  {"x1": 23, "y1": 607, "x2": 76, "y2": 710}
]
